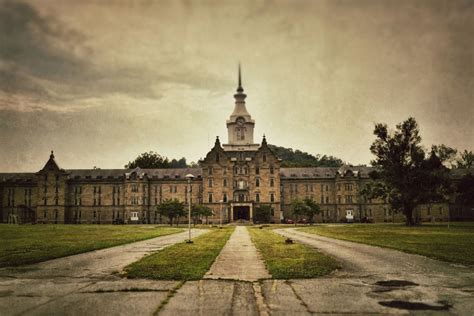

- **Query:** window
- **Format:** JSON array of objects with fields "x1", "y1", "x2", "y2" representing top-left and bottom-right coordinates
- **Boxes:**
[
  {"x1": 223, "y1": 179, "x2": 227, "y2": 187},
  {"x1": 131, "y1": 212, "x2": 139, "y2": 220},
  {"x1": 326, "y1": 196, "x2": 329, "y2": 204},
  {"x1": 270, "y1": 166, "x2": 274, "y2": 174},
  {"x1": 263, "y1": 154, "x2": 267, "y2": 162},
  {"x1": 223, "y1": 168, "x2": 227, "y2": 175},
  {"x1": 337, "y1": 184, "x2": 341, "y2": 191},
  {"x1": 208, "y1": 178, "x2": 213, "y2": 187},
  {"x1": 256, "y1": 167, "x2": 260, "y2": 175},
  {"x1": 270, "y1": 193, "x2": 275, "y2": 203},
  {"x1": 256, "y1": 193, "x2": 260, "y2": 202},
  {"x1": 326, "y1": 185, "x2": 329, "y2": 192},
  {"x1": 223, "y1": 193, "x2": 227, "y2": 203},
  {"x1": 427, "y1": 206, "x2": 431, "y2": 216},
  {"x1": 439, "y1": 207, "x2": 443, "y2": 215},
  {"x1": 208, "y1": 167, "x2": 213, "y2": 175},
  {"x1": 270, "y1": 178, "x2": 274, "y2": 187},
  {"x1": 337, "y1": 195, "x2": 341, "y2": 203},
  {"x1": 256, "y1": 178, "x2": 260, "y2": 187},
  {"x1": 321, "y1": 196, "x2": 324, "y2": 204},
  {"x1": 208, "y1": 193, "x2": 213, "y2": 203}
]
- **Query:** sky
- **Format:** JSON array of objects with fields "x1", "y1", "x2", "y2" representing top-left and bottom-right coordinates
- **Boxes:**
[{"x1": 0, "y1": 0, "x2": 472, "y2": 172}]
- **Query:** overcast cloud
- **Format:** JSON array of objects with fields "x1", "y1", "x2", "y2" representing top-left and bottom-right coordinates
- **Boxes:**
[{"x1": 0, "y1": 0, "x2": 472, "y2": 171}]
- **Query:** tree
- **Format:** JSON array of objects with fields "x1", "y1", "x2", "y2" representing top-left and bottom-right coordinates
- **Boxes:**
[
  {"x1": 268, "y1": 144, "x2": 343, "y2": 167},
  {"x1": 253, "y1": 205, "x2": 273, "y2": 223},
  {"x1": 291, "y1": 198, "x2": 309, "y2": 220},
  {"x1": 157, "y1": 199, "x2": 185, "y2": 226},
  {"x1": 191, "y1": 204, "x2": 213, "y2": 225},
  {"x1": 369, "y1": 117, "x2": 452, "y2": 226},
  {"x1": 125, "y1": 151, "x2": 171, "y2": 169},
  {"x1": 170, "y1": 157, "x2": 188, "y2": 168},
  {"x1": 456, "y1": 173, "x2": 474, "y2": 206},
  {"x1": 432, "y1": 144, "x2": 457, "y2": 168},
  {"x1": 303, "y1": 198, "x2": 321, "y2": 224},
  {"x1": 457, "y1": 150, "x2": 474, "y2": 169}
]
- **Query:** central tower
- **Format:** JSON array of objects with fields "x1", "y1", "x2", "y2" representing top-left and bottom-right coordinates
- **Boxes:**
[{"x1": 223, "y1": 65, "x2": 259, "y2": 151}]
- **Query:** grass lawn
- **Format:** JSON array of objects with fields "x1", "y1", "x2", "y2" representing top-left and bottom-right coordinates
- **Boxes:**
[
  {"x1": 299, "y1": 223, "x2": 474, "y2": 265},
  {"x1": 0, "y1": 225, "x2": 183, "y2": 268},
  {"x1": 125, "y1": 227, "x2": 234, "y2": 280},
  {"x1": 249, "y1": 227, "x2": 339, "y2": 279}
]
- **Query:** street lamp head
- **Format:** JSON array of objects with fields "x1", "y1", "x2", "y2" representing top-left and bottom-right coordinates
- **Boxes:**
[{"x1": 185, "y1": 173, "x2": 195, "y2": 180}]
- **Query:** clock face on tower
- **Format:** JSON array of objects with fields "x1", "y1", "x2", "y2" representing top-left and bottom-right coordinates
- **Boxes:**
[{"x1": 236, "y1": 117, "x2": 245, "y2": 126}]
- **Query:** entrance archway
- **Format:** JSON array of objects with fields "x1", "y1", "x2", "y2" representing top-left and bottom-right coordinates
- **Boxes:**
[{"x1": 233, "y1": 206, "x2": 250, "y2": 220}]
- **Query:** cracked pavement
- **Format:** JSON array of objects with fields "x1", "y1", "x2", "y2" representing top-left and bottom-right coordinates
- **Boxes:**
[{"x1": 1, "y1": 227, "x2": 473, "y2": 315}]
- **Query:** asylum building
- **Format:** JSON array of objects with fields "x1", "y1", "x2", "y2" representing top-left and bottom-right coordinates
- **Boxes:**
[{"x1": 1, "y1": 69, "x2": 471, "y2": 224}]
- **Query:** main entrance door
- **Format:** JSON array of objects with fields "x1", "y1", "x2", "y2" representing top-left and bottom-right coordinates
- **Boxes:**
[{"x1": 233, "y1": 206, "x2": 250, "y2": 220}]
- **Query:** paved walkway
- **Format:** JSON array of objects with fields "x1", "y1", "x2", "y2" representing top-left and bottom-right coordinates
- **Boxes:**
[
  {"x1": 2, "y1": 227, "x2": 473, "y2": 315},
  {"x1": 205, "y1": 226, "x2": 271, "y2": 281},
  {"x1": 0, "y1": 229, "x2": 207, "y2": 315}
]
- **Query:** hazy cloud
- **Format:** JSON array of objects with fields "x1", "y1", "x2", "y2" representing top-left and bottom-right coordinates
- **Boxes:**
[{"x1": 0, "y1": 0, "x2": 472, "y2": 171}]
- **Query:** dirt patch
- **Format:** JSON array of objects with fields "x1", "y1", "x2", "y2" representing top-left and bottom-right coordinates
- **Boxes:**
[{"x1": 379, "y1": 300, "x2": 452, "y2": 311}]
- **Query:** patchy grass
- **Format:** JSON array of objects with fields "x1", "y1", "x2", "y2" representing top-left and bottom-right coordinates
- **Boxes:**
[
  {"x1": 0, "y1": 225, "x2": 183, "y2": 267},
  {"x1": 249, "y1": 227, "x2": 339, "y2": 279},
  {"x1": 125, "y1": 227, "x2": 234, "y2": 280},
  {"x1": 300, "y1": 223, "x2": 474, "y2": 265}
]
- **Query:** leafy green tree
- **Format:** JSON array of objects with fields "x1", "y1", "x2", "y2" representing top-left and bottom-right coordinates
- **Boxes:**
[
  {"x1": 253, "y1": 205, "x2": 273, "y2": 223},
  {"x1": 125, "y1": 151, "x2": 171, "y2": 169},
  {"x1": 303, "y1": 198, "x2": 321, "y2": 224},
  {"x1": 432, "y1": 144, "x2": 457, "y2": 168},
  {"x1": 157, "y1": 199, "x2": 185, "y2": 226},
  {"x1": 191, "y1": 204, "x2": 213, "y2": 225},
  {"x1": 456, "y1": 173, "x2": 474, "y2": 206},
  {"x1": 268, "y1": 145, "x2": 343, "y2": 167},
  {"x1": 457, "y1": 150, "x2": 474, "y2": 169},
  {"x1": 369, "y1": 117, "x2": 452, "y2": 226},
  {"x1": 290, "y1": 198, "x2": 322, "y2": 224},
  {"x1": 170, "y1": 157, "x2": 188, "y2": 168}
]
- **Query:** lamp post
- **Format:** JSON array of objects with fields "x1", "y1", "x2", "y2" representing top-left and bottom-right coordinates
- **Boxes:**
[{"x1": 185, "y1": 174, "x2": 195, "y2": 243}]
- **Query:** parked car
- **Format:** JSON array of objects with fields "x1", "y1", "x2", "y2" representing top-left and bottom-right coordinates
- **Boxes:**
[
  {"x1": 284, "y1": 219, "x2": 294, "y2": 224},
  {"x1": 297, "y1": 218, "x2": 308, "y2": 224}
]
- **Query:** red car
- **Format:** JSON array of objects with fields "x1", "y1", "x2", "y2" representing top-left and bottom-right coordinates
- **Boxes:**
[{"x1": 285, "y1": 219, "x2": 294, "y2": 224}]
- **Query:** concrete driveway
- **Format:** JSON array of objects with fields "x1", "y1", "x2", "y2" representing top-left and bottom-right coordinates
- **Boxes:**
[
  {"x1": 268, "y1": 228, "x2": 474, "y2": 315},
  {"x1": 1, "y1": 227, "x2": 473, "y2": 315},
  {"x1": 0, "y1": 229, "x2": 207, "y2": 315}
]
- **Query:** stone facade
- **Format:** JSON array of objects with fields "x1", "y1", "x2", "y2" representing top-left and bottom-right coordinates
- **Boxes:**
[{"x1": 1, "y1": 69, "x2": 472, "y2": 224}]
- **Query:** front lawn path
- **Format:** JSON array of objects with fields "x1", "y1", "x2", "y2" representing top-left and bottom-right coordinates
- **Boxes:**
[{"x1": 205, "y1": 226, "x2": 271, "y2": 281}]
